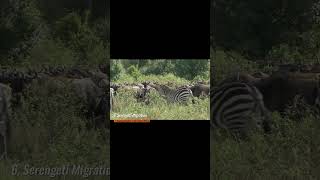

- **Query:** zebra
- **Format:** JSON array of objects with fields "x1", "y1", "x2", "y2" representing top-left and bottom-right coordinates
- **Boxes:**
[
  {"x1": 110, "y1": 88, "x2": 114, "y2": 111},
  {"x1": 211, "y1": 82, "x2": 271, "y2": 138},
  {"x1": 150, "y1": 83, "x2": 194, "y2": 104}
]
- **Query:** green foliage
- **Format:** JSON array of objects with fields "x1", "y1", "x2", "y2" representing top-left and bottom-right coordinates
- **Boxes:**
[
  {"x1": 212, "y1": 50, "x2": 258, "y2": 85},
  {"x1": 213, "y1": 0, "x2": 317, "y2": 59},
  {"x1": 54, "y1": 11, "x2": 107, "y2": 65},
  {"x1": 211, "y1": 109, "x2": 320, "y2": 179},
  {"x1": 0, "y1": 0, "x2": 44, "y2": 64},
  {"x1": 5, "y1": 79, "x2": 109, "y2": 179},
  {"x1": 268, "y1": 44, "x2": 300, "y2": 63},
  {"x1": 23, "y1": 38, "x2": 76, "y2": 65},
  {"x1": 114, "y1": 73, "x2": 191, "y2": 87},
  {"x1": 110, "y1": 60, "x2": 210, "y2": 83},
  {"x1": 172, "y1": 60, "x2": 209, "y2": 80},
  {"x1": 111, "y1": 60, "x2": 125, "y2": 81},
  {"x1": 92, "y1": 18, "x2": 110, "y2": 46},
  {"x1": 127, "y1": 65, "x2": 141, "y2": 81},
  {"x1": 145, "y1": 60, "x2": 175, "y2": 75},
  {"x1": 0, "y1": 1, "x2": 109, "y2": 66}
]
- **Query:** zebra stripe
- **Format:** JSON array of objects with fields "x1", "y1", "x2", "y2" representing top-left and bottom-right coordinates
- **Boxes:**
[
  {"x1": 110, "y1": 88, "x2": 114, "y2": 111},
  {"x1": 211, "y1": 82, "x2": 271, "y2": 136},
  {"x1": 154, "y1": 84, "x2": 193, "y2": 104}
]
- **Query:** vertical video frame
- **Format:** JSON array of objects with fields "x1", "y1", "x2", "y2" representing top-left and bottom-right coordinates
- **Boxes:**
[{"x1": 110, "y1": 59, "x2": 210, "y2": 121}]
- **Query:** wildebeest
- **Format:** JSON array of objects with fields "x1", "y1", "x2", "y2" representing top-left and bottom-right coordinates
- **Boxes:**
[
  {"x1": 277, "y1": 64, "x2": 300, "y2": 73},
  {"x1": 252, "y1": 72, "x2": 270, "y2": 79},
  {"x1": 190, "y1": 83, "x2": 209, "y2": 97},
  {"x1": 310, "y1": 64, "x2": 320, "y2": 73},
  {"x1": 217, "y1": 72, "x2": 261, "y2": 86},
  {"x1": 254, "y1": 72, "x2": 320, "y2": 113},
  {"x1": 72, "y1": 78, "x2": 108, "y2": 129},
  {"x1": 135, "y1": 82, "x2": 152, "y2": 104},
  {"x1": 110, "y1": 84, "x2": 120, "y2": 96}
]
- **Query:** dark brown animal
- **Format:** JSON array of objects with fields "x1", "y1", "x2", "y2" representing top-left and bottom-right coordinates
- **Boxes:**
[
  {"x1": 254, "y1": 72, "x2": 320, "y2": 112},
  {"x1": 252, "y1": 72, "x2": 269, "y2": 79},
  {"x1": 72, "y1": 78, "x2": 108, "y2": 129},
  {"x1": 277, "y1": 64, "x2": 300, "y2": 73},
  {"x1": 190, "y1": 84, "x2": 209, "y2": 97},
  {"x1": 135, "y1": 82, "x2": 152, "y2": 104}
]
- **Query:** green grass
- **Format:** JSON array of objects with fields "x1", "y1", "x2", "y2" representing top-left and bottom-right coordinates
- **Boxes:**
[
  {"x1": 211, "y1": 112, "x2": 320, "y2": 180},
  {"x1": 111, "y1": 89, "x2": 209, "y2": 120},
  {"x1": 0, "y1": 78, "x2": 109, "y2": 180}
]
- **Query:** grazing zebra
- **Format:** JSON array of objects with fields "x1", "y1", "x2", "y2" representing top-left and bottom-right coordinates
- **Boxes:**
[
  {"x1": 110, "y1": 88, "x2": 114, "y2": 111},
  {"x1": 150, "y1": 83, "x2": 194, "y2": 104},
  {"x1": 211, "y1": 82, "x2": 271, "y2": 138}
]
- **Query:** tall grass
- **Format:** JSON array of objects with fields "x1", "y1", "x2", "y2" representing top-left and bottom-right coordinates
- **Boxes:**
[
  {"x1": 111, "y1": 89, "x2": 209, "y2": 120},
  {"x1": 0, "y1": 78, "x2": 109, "y2": 180},
  {"x1": 211, "y1": 109, "x2": 320, "y2": 179}
]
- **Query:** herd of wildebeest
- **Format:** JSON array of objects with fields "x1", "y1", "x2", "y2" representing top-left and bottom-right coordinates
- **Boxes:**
[
  {"x1": 211, "y1": 63, "x2": 320, "y2": 138},
  {"x1": 0, "y1": 65, "x2": 109, "y2": 160}
]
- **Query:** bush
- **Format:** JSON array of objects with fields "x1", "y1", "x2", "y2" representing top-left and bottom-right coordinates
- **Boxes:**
[
  {"x1": 127, "y1": 65, "x2": 141, "y2": 81},
  {"x1": 212, "y1": 50, "x2": 258, "y2": 85},
  {"x1": 24, "y1": 38, "x2": 76, "y2": 65},
  {"x1": 172, "y1": 60, "x2": 209, "y2": 80},
  {"x1": 111, "y1": 60, "x2": 125, "y2": 81},
  {"x1": 54, "y1": 11, "x2": 107, "y2": 65},
  {"x1": 9, "y1": 79, "x2": 109, "y2": 166}
]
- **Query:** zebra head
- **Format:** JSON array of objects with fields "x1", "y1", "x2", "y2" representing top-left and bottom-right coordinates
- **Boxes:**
[{"x1": 110, "y1": 84, "x2": 120, "y2": 96}]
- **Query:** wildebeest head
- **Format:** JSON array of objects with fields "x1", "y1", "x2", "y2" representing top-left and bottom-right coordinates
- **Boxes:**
[
  {"x1": 110, "y1": 84, "x2": 120, "y2": 96},
  {"x1": 136, "y1": 87, "x2": 151, "y2": 104}
]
